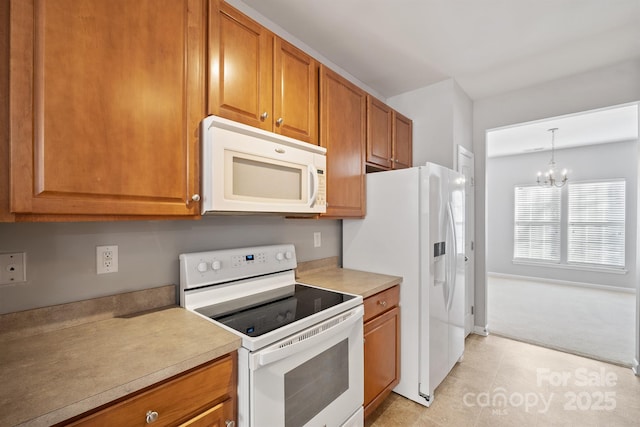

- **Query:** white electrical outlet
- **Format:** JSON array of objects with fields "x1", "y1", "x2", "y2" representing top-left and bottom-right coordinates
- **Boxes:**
[
  {"x1": 0, "y1": 252, "x2": 26, "y2": 285},
  {"x1": 313, "y1": 232, "x2": 322, "y2": 248},
  {"x1": 97, "y1": 245, "x2": 118, "y2": 274}
]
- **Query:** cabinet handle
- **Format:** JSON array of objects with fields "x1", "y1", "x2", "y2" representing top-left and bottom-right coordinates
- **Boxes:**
[
  {"x1": 378, "y1": 300, "x2": 387, "y2": 307},
  {"x1": 225, "y1": 421, "x2": 236, "y2": 427},
  {"x1": 145, "y1": 410, "x2": 159, "y2": 424},
  {"x1": 260, "y1": 112, "x2": 269, "y2": 121},
  {"x1": 276, "y1": 117, "x2": 283, "y2": 126}
]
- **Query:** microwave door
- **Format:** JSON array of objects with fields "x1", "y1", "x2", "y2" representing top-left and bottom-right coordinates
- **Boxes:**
[{"x1": 201, "y1": 115, "x2": 327, "y2": 215}]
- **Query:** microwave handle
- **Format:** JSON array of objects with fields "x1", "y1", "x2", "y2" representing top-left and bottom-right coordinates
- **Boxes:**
[{"x1": 309, "y1": 164, "x2": 319, "y2": 207}]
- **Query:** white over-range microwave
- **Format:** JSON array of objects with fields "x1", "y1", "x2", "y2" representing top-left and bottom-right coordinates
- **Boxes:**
[{"x1": 200, "y1": 115, "x2": 327, "y2": 215}]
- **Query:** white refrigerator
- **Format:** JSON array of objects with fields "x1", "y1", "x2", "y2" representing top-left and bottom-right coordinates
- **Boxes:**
[{"x1": 343, "y1": 163, "x2": 465, "y2": 407}]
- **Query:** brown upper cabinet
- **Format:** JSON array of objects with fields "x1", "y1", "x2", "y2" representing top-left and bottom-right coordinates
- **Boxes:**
[
  {"x1": 366, "y1": 95, "x2": 413, "y2": 171},
  {"x1": 392, "y1": 110, "x2": 413, "y2": 169},
  {"x1": 320, "y1": 65, "x2": 366, "y2": 218},
  {"x1": 209, "y1": 0, "x2": 319, "y2": 145},
  {"x1": 366, "y1": 96, "x2": 393, "y2": 170},
  {"x1": 5, "y1": 0, "x2": 205, "y2": 219},
  {"x1": 2, "y1": 0, "x2": 411, "y2": 221}
]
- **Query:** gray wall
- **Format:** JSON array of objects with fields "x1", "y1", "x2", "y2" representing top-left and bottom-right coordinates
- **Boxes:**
[
  {"x1": 487, "y1": 140, "x2": 638, "y2": 289},
  {"x1": 0, "y1": 216, "x2": 341, "y2": 314},
  {"x1": 0, "y1": 0, "x2": 376, "y2": 317},
  {"x1": 473, "y1": 58, "x2": 640, "y2": 330}
]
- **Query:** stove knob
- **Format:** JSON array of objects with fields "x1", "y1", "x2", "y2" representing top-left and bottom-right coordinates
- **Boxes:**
[
  {"x1": 276, "y1": 313, "x2": 285, "y2": 322},
  {"x1": 276, "y1": 252, "x2": 284, "y2": 261},
  {"x1": 197, "y1": 262, "x2": 208, "y2": 272},
  {"x1": 285, "y1": 251, "x2": 293, "y2": 260},
  {"x1": 212, "y1": 260, "x2": 221, "y2": 271},
  {"x1": 285, "y1": 311, "x2": 293, "y2": 320}
]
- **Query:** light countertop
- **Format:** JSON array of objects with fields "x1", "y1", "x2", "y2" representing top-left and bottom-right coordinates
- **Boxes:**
[
  {"x1": 0, "y1": 287, "x2": 240, "y2": 427},
  {"x1": 297, "y1": 259, "x2": 402, "y2": 298},
  {"x1": 1, "y1": 263, "x2": 401, "y2": 426}
]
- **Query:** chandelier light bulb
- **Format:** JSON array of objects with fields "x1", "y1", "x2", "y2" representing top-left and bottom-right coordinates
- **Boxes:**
[{"x1": 536, "y1": 128, "x2": 568, "y2": 188}]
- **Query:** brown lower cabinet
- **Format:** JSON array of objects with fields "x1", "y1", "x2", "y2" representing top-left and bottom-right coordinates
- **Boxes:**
[
  {"x1": 62, "y1": 353, "x2": 236, "y2": 427},
  {"x1": 363, "y1": 286, "x2": 401, "y2": 419}
]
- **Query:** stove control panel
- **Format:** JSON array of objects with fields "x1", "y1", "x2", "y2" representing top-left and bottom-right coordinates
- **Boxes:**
[{"x1": 179, "y1": 244, "x2": 297, "y2": 290}]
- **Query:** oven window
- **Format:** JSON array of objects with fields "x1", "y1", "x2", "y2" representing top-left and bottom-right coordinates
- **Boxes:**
[
  {"x1": 233, "y1": 156, "x2": 302, "y2": 200},
  {"x1": 284, "y1": 339, "x2": 349, "y2": 427}
]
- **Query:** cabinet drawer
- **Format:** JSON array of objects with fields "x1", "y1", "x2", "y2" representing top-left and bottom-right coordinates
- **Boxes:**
[
  {"x1": 67, "y1": 354, "x2": 235, "y2": 427},
  {"x1": 363, "y1": 286, "x2": 399, "y2": 322}
]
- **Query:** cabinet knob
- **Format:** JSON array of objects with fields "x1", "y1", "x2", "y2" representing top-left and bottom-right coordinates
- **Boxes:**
[
  {"x1": 260, "y1": 112, "x2": 269, "y2": 121},
  {"x1": 378, "y1": 300, "x2": 387, "y2": 307},
  {"x1": 146, "y1": 410, "x2": 159, "y2": 424},
  {"x1": 191, "y1": 194, "x2": 200, "y2": 202},
  {"x1": 225, "y1": 421, "x2": 236, "y2": 427},
  {"x1": 276, "y1": 117, "x2": 284, "y2": 126}
]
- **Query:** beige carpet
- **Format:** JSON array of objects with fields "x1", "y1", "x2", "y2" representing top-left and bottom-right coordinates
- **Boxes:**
[{"x1": 487, "y1": 276, "x2": 636, "y2": 366}]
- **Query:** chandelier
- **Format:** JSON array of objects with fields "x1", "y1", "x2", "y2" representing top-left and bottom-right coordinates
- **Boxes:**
[{"x1": 536, "y1": 128, "x2": 568, "y2": 187}]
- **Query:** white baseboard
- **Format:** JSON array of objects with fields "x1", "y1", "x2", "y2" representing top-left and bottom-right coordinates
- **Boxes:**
[
  {"x1": 473, "y1": 325, "x2": 489, "y2": 337},
  {"x1": 633, "y1": 358, "x2": 640, "y2": 376}
]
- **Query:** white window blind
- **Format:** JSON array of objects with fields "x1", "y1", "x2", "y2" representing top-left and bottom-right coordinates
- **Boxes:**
[
  {"x1": 514, "y1": 186, "x2": 561, "y2": 262},
  {"x1": 568, "y1": 180, "x2": 625, "y2": 268}
]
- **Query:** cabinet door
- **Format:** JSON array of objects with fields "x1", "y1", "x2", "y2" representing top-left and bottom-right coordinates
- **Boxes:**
[
  {"x1": 209, "y1": 0, "x2": 273, "y2": 131},
  {"x1": 1, "y1": 0, "x2": 10, "y2": 221},
  {"x1": 320, "y1": 65, "x2": 366, "y2": 218},
  {"x1": 366, "y1": 96, "x2": 393, "y2": 169},
  {"x1": 364, "y1": 306, "x2": 400, "y2": 418},
  {"x1": 273, "y1": 38, "x2": 318, "y2": 145},
  {"x1": 9, "y1": 0, "x2": 205, "y2": 217},
  {"x1": 392, "y1": 111, "x2": 413, "y2": 169}
]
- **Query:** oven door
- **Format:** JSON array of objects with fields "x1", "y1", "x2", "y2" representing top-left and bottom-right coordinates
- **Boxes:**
[{"x1": 246, "y1": 305, "x2": 364, "y2": 427}]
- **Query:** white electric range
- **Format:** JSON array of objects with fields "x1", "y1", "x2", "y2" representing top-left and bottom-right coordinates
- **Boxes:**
[{"x1": 180, "y1": 244, "x2": 364, "y2": 427}]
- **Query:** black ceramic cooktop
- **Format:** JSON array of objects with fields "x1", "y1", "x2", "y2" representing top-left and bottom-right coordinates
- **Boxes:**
[{"x1": 198, "y1": 284, "x2": 356, "y2": 337}]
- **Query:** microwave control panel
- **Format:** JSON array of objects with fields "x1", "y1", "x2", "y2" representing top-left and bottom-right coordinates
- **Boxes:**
[{"x1": 316, "y1": 169, "x2": 326, "y2": 207}]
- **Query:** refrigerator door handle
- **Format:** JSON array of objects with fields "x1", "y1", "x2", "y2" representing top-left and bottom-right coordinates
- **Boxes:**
[{"x1": 446, "y1": 201, "x2": 458, "y2": 312}]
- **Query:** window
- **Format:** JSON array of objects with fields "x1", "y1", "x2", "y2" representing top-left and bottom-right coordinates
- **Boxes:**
[
  {"x1": 514, "y1": 186, "x2": 561, "y2": 262},
  {"x1": 568, "y1": 180, "x2": 625, "y2": 268}
]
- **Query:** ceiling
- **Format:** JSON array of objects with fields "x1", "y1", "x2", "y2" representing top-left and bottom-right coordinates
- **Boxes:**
[
  {"x1": 238, "y1": 0, "x2": 640, "y2": 100},
  {"x1": 487, "y1": 103, "x2": 639, "y2": 158}
]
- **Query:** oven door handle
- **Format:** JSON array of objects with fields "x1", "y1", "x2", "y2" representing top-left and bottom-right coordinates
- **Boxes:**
[{"x1": 255, "y1": 305, "x2": 364, "y2": 368}]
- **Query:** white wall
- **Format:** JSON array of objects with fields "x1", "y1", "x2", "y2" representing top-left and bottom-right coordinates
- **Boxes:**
[
  {"x1": 387, "y1": 78, "x2": 473, "y2": 168},
  {"x1": 487, "y1": 140, "x2": 638, "y2": 289},
  {"x1": 453, "y1": 81, "x2": 474, "y2": 166},
  {"x1": 473, "y1": 58, "x2": 640, "y2": 329},
  {"x1": 0, "y1": 217, "x2": 341, "y2": 314}
]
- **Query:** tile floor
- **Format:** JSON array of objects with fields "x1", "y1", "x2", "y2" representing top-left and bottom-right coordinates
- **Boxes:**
[{"x1": 365, "y1": 334, "x2": 640, "y2": 426}]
